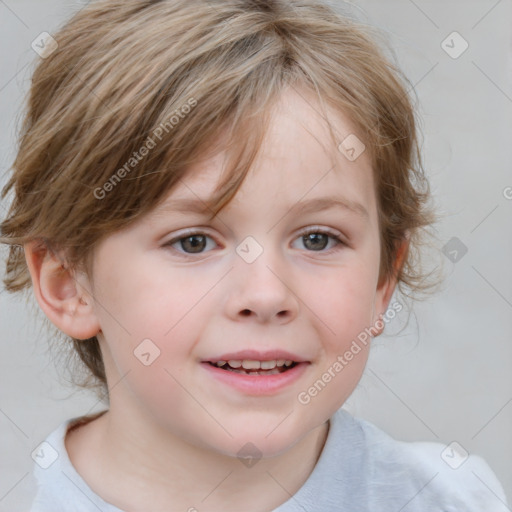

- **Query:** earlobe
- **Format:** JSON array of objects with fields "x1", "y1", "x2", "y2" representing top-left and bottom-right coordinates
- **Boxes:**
[
  {"x1": 372, "y1": 235, "x2": 410, "y2": 336},
  {"x1": 24, "y1": 240, "x2": 101, "y2": 340}
]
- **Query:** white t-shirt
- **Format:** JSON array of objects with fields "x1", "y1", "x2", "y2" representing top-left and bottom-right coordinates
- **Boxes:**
[{"x1": 29, "y1": 407, "x2": 509, "y2": 511}]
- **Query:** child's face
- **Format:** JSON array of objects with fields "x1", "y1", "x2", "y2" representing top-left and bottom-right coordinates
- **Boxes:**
[{"x1": 86, "y1": 87, "x2": 396, "y2": 457}]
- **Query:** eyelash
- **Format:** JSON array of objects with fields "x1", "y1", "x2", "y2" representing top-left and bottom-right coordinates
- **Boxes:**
[{"x1": 163, "y1": 227, "x2": 346, "y2": 259}]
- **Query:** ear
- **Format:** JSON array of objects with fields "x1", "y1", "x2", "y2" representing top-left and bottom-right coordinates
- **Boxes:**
[
  {"x1": 24, "y1": 240, "x2": 101, "y2": 340},
  {"x1": 371, "y1": 234, "x2": 410, "y2": 336}
]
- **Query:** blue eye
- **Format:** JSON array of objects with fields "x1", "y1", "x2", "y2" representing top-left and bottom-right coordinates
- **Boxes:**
[{"x1": 163, "y1": 227, "x2": 345, "y2": 259}]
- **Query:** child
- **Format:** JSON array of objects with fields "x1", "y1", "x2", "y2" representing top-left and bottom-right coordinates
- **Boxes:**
[{"x1": 1, "y1": 0, "x2": 508, "y2": 510}]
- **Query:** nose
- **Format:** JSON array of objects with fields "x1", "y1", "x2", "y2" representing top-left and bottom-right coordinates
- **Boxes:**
[{"x1": 224, "y1": 250, "x2": 300, "y2": 324}]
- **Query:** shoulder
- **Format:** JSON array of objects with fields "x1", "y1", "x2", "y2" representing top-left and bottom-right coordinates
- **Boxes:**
[
  {"x1": 30, "y1": 412, "x2": 122, "y2": 512},
  {"x1": 329, "y1": 409, "x2": 509, "y2": 511}
]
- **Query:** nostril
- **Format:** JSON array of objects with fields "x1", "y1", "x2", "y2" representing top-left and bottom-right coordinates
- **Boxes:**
[{"x1": 241, "y1": 309, "x2": 251, "y2": 316}]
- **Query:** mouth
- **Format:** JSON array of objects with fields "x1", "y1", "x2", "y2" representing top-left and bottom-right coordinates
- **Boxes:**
[
  {"x1": 206, "y1": 359, "x2": 298, "y2": 376},
  {"x1": 201, "y1": 352, "x2": 310, "y2": 394}
]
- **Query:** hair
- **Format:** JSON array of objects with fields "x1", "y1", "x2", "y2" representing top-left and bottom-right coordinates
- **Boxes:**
[{"x1": 0, "y1": 0, "x2": 443, "y2": 400}]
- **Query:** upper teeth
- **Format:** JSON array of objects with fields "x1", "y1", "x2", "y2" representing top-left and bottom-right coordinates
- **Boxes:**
[{"x1": 215, "y1": 359, "x2": 293, "y2": 369}]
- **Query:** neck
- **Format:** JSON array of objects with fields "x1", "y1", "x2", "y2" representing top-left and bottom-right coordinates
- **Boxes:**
[{"x1": 68, "y1": 406, "x2": 329, "y2": 512}]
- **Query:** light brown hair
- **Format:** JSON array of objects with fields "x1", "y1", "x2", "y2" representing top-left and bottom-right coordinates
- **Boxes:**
[{"x1": 0, "y1": 0, "x2": 442, "y2": 400}]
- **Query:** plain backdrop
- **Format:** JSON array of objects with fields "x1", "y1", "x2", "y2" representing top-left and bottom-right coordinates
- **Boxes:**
[{"x1": 1, "y1": 0, "x2": 511, "y2": 510}]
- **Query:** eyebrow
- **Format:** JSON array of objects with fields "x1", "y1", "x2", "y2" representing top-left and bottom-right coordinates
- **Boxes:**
[
  {"x1": 290, "y1": 196, "x2": 369, "y2": 219},
  {"x1": 157, "y1": 195, "x2": 369, "y2": 220}
]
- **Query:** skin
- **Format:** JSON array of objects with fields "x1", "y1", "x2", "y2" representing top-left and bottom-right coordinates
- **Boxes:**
[{"x1": 25, "y1": 86, "x2": 408, "y2": 512}]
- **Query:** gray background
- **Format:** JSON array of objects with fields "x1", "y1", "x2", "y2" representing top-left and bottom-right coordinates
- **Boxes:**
[{"x1": 1, "y1": 0, "x2": 511, "y2": 510}]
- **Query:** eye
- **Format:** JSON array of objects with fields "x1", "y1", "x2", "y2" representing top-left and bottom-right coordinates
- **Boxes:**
[
  {"x1": 163, "y1": 226, "x2": 346, "y2": 259},
  {"x1": 164, "y1": 231, "x2": 218, "y2": 258},
  {"x1": 292, "y1": 227, "x2": 345, "y2": 253}
]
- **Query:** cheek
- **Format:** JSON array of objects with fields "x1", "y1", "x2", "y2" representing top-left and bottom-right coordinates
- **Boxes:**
[
  {"x1": 312, "y1": 262, "x2": 378, "y2": 347},
  {"x1": 98, "y1": 311, "x2": 201, "y2": 433},
  {"x1": 300, "y1": 270, "x2": 375, "y2": 413},
  {"x1": 91, "y1": 264, "x2": 195, "y2": 402},
  {"x1": 94, "y1": 255, "x2": 203, "y2": 340}
]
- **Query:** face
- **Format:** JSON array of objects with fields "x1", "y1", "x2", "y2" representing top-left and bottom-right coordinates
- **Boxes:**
[{"x1": 86, "y1": 87, "x2": 395, "y2": 458}]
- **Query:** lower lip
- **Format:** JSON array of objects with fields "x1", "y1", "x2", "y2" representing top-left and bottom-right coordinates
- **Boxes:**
[{"x1": 201, "y1": 362, "x2": 309, "y2": 395}]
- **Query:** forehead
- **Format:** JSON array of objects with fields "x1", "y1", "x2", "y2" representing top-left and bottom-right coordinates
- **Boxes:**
[{"x1": 153, "y1": 87, "x2": 376, "y2": 220}]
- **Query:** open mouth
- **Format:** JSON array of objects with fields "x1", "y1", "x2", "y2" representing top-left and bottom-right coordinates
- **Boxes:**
[{"x1": 207, "y1": 359, "x2": 298, "y2": 376}]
